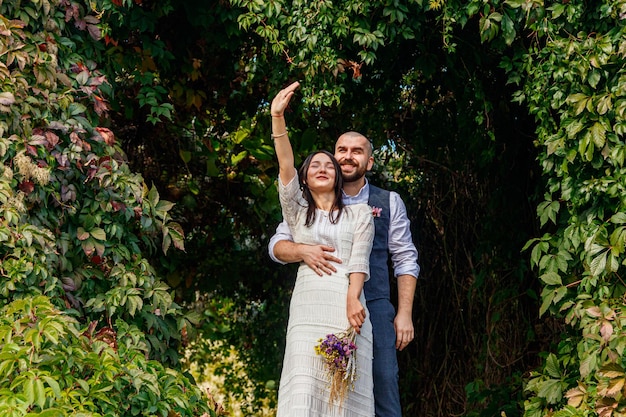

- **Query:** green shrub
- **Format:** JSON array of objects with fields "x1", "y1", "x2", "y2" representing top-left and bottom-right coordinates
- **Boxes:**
[
  {"x1": 0, "y1": 295, "x2": 213, "y2": 417},
  {"x1": 0, "y1": 0, "x2": 216, "y2": 415}
]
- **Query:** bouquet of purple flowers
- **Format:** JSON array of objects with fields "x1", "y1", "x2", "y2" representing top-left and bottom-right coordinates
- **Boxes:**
[{"x1": 314, "y1": 327, "x2": 358, "y2": 407}]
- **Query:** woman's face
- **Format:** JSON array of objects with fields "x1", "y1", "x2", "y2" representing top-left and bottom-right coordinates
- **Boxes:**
[{"x1": 306, "y1": 152, "x2": 337, "y2": 193}]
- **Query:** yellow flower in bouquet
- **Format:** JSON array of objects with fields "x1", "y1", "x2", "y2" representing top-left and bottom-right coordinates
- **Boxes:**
[{"x1": 314, "y1": 327, "x2": 358, "y2": 408}]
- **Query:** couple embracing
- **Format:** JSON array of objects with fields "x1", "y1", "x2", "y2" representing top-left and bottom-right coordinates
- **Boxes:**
[{"x1": 269, "y1": 81, "x2": 420, "y2": 417}]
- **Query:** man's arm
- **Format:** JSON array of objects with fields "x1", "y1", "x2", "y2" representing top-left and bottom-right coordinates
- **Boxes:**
[
  {"x1": 268, "y1": 220, "x2": 294, "y2": 265},
  {"x1": 395, "y1": 274, "x2": 416, "y2": 351},
  {"x1": 269, "y1": 221, "x2": 342, "y2": 275},
  {"x1": 388, "y1": 192, "x2": 420, "y2": 351}
]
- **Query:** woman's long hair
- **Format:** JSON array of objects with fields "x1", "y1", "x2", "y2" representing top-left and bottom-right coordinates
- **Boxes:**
[{"x1": 297, "y1": 150, "x2": 345, "y2": 227}]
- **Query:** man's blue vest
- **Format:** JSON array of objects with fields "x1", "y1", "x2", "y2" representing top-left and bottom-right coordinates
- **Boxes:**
[{"x1": 365, "y1": 185, "x2": 391, "y2": 302}]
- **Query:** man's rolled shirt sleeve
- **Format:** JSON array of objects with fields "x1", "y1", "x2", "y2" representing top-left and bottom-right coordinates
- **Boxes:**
[
  {"x1": 388, "y1": 192, "x2": 420, "y2": 279},
  {"x1": 268, "y1": 220, "x2": 293, "y2": 265}
]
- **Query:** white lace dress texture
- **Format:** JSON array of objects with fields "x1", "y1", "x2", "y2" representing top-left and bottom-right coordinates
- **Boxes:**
[{"x1": 276, "y1": 175, "x2": 375, "y2": 417}]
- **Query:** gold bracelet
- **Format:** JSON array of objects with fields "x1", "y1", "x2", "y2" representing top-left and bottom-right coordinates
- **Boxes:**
[
  {"x1": 271, "y1": 114, "x2": 284, "y2": 118},
  {"x1": 271, "y1": 131, "x2": 288, "y2": 138}
]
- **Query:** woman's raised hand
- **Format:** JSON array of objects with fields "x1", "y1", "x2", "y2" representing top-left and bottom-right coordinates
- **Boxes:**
[
  {"x1": 271, "y1": 81, "x2": 300, "y2": 117},
  {"x1": 272, "y1": 81, "x2": 299, "y2": 184}
]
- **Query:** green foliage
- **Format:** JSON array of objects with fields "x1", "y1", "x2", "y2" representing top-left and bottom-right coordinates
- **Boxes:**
[
  {"x1": 0, "y1": 0, "x2": 217, "y2": 415},
  {"x1": 471, "y1": 0, "x2": 626, "y2": 416},
  {"x1": 183, "y1": 290, "x2": 290, "y2": 415},
  {"x1": 0, "y1": 295, "x2": 213, "y2": 417},
  {"x1": 230, "y1": 0, "x2": 426, "y2": 107},
  {"x1": 0, "y1": 0, "x2": 187, "y2": 363}
]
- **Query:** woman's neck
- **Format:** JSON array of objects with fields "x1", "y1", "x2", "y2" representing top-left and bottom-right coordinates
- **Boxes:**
[{"x1": 311, "y1": 191, "x2": 336, "y2": 211}]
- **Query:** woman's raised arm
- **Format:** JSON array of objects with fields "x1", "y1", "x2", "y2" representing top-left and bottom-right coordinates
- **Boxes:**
[{"x1": 270, "y1": 81, "x2": 300, "y2": 186}]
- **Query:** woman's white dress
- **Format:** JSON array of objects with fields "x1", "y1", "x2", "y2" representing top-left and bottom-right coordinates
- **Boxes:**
[{"x1": 276, "y1": 175, "x2": 375, "y2": 417}]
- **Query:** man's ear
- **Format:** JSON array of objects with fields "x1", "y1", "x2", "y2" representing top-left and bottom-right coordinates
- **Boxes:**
[{"x1": 367, "y1": 156, "x2": 374, "y2": 171}]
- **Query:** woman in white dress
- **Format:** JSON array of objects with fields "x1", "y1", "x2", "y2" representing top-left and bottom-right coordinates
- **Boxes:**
[{"x1": 271, "y1": 81, "x2": 375, "y2": 417}]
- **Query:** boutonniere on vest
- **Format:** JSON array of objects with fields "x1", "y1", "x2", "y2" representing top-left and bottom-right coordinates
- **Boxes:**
[{"x1": 371, "y1": 206, "x2": 382, "y2": 217}]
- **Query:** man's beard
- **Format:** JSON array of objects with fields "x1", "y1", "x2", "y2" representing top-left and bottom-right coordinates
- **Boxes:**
[{"x1": 340, "y1": 161, "x2": 366, "y2": 182}]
